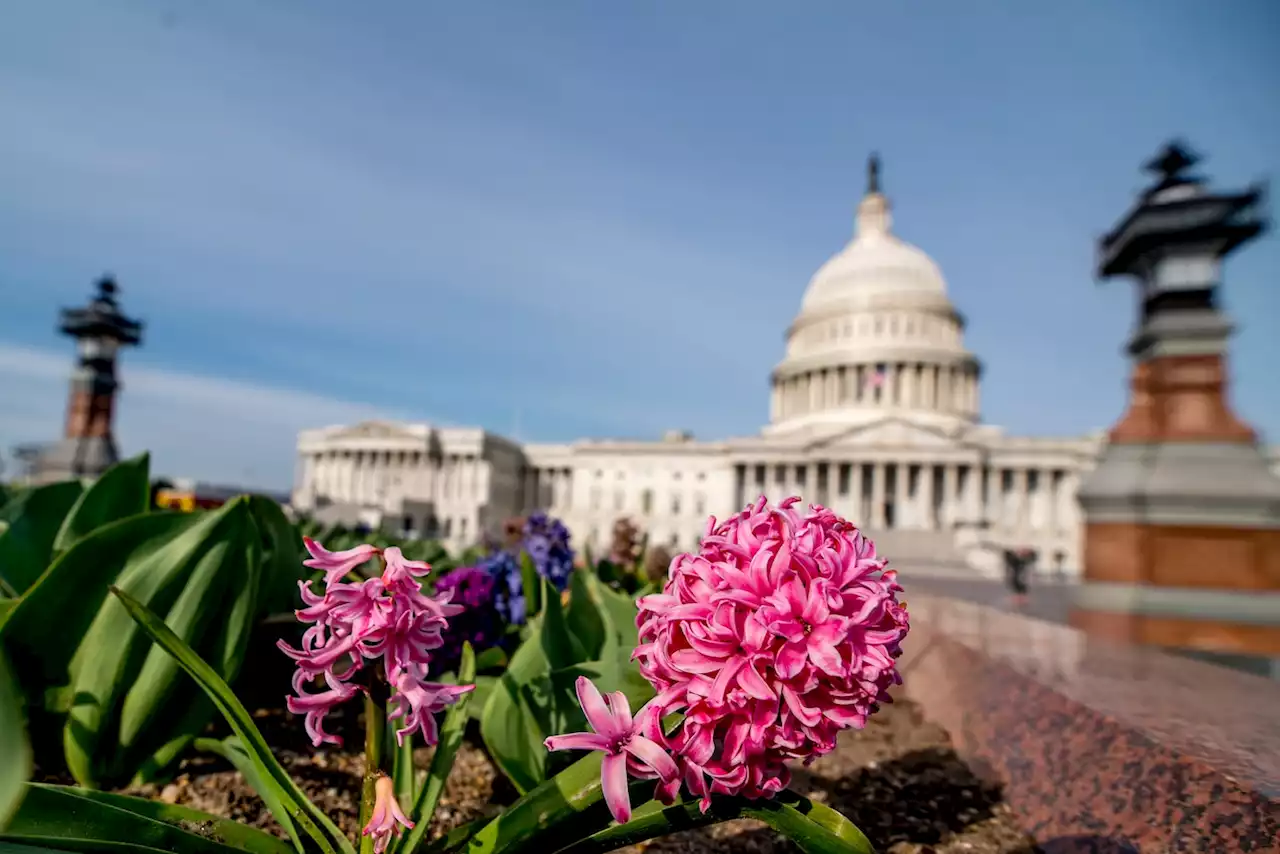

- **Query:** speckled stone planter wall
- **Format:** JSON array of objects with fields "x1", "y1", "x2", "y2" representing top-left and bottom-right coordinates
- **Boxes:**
[{"x1": 899, "y1": 594, "x2": 1280, "y2": 853}]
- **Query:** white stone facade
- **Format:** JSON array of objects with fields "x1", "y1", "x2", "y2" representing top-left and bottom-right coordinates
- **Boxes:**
[{"x1": 290, "y1": 167, "x2": 1280, "y2": 577}]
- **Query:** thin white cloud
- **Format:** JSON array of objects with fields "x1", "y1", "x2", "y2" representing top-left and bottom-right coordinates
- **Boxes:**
[{"x1": 0, "y1": 343, "x2": 416, "y2": 490}]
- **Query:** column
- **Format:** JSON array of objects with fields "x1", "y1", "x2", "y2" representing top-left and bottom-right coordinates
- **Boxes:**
[
  {"x1": 902, "y1": 363, "x2": 916, "y2": 408},
  {"x1": 770, "y1": 384, "x2": 782, "y2": 421},
  {"x1": 942, "y1": 464, "x2": 958, "y2": 528},
  {"x1": 1014, "y1": 468, "x2": 1028, "y2": 531},
  {"x1": 893, "y1": 462, "x2": 908, "y2": 529},
  {"x1": 1059, "y1": 469, "x2": 1078, "y2": 535},
  {"x1": 921, "y1": 462, "x2": 936, "y2": 529},
  {"x1": 871, "y1": 463, "x2": 886, "y2": 528}
]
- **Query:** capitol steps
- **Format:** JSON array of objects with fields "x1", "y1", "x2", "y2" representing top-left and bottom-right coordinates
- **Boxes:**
[{"x1": 858, "y1": 528, "x2": 978, "y2": 578}]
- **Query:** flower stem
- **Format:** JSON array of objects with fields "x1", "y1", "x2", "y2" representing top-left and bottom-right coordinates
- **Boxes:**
[{"x1": 359, "y1": 674, "x2": 391, "y2": 854}]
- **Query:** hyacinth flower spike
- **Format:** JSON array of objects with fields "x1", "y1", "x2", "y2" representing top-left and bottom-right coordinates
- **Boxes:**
[
  {"x1": 363, "y1": 775, "x2": 413, "y2": 853},
  {"x1": 301, "y1": 536, "x2": 379, "y2": 585},
  {"x1": 545, "y1": 676, "x2": 679, "y2": 824}
]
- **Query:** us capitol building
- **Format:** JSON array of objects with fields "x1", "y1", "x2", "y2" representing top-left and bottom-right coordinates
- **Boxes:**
[{"x1": 291, "y1": 157, "x2": 1265, "y2": 578}]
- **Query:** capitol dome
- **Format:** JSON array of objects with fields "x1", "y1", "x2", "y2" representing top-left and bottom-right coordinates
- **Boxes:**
[
  {"x1": 800, "y1": 156, "x2": 948, "y2": 312},
  {"x1": 766, "y1": 155, "x2": 982, "y2": 436}
]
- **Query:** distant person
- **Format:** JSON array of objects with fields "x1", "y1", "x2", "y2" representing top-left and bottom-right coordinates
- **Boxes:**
[{"x1": 1004, "y1": 547, "x2": 1031, "y2": 608}]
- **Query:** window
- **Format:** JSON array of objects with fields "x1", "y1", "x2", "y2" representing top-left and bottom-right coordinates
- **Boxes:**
[
  {"x1": 614, "y1": 490, "x2": 624, "y2": 511},
  {"x1": 694, "y1": 493, "x2": 705, "y2": 515},
  {"x1": 589, "y1": 486, "x2": 602, "y2": 509},
  {"x1": 671, "y1": 494, "x2": 681, "y2": 515},
  {"x1": 641, "y1": 489, "x2": 653, "y2": 515}
]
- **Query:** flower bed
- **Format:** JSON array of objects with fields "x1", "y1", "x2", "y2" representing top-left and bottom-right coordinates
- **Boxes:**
[
  {"x1": 4, "y1": 475, "x2": 1041, "y2": 853},
  {"x1": 35, "y1": 697, "x2": 1037, "y2": 853}
]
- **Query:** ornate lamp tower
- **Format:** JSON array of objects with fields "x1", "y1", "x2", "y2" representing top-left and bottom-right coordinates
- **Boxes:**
[
  {"x1": 1073, "y1": 142, "x2": 1280, "y2": 660},
  {"x1": 31, "y1": 276, "x2": 144, "y2": 483}
]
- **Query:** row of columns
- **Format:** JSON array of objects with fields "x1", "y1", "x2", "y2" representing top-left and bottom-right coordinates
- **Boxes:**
[
  {"x1": 732, "y1": 460, "x2": 1078, "y2": 533},
  {"x1": 298, "y1": 449, "x2": 487, "y2": 508},
  {"x1": 771, "y1": 361, "x2": 978, "y2": 421},
  {"x1": 521, "y1": 467, "x2": 572, "y2": 512}
]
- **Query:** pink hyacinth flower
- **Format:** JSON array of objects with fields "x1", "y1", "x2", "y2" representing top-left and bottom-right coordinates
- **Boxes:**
[
  {"x1": 302, "y1": 536, "x2": 378, "y2": 585},
  {"x1": 387, "y1": 667, "x2": 474, "y2": 746},
  {"x1": 280, "y1": 539, "x2": 474, "y2": 749},
  {"x1": 630, "y1": 495, "x2": 909, "y2": 804},
  {"x1": 363, "y1": 775, "x2": 413, "y2": 853},
  {"x1": 545, "y1": 677, "x2": 679, "y2": 825}
]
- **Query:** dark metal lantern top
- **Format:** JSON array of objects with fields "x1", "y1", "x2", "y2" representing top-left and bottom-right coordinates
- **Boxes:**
[
  {"x1": 867, "y1": 152, "x2": 881, "y2": 195},
  {"x1": 58, "y1": 275, "x2": 145, "y2": 347},
  {"x1": 1097, "y1": 141, "x2": 1269, "y2": 279}
]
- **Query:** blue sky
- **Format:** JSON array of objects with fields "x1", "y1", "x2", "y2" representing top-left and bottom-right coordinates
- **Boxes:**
[{"x1": 1, "y1": 0, "x2": 1277, "y2": 489}]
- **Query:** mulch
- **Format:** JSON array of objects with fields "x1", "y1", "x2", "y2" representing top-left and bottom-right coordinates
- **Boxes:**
[{"x1": 35, "y1": 691, "x2": 1039, "y2": 854}]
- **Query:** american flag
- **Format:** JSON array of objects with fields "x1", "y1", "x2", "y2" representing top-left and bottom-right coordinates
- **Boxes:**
[{"x1": 865, "y1": 367, "x2": 886, "y2": 390}]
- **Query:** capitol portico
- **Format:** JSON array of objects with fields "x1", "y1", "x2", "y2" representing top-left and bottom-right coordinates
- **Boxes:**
[{"x1": 289, "y1": 158, "x2": 1277, "y2": 578}]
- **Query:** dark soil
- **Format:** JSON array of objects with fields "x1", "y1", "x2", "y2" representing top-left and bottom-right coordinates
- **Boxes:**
[{"x1": 35, "y1": 693, "x2": 1039, "y2": 854}]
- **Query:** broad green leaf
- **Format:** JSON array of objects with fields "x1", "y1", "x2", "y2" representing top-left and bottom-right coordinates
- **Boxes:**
[
  {"x1": 249, "y1": 496, "x2": 305, "y2": 615},
  {"x1": 479, "y1": 614, "x2": 552, "y2": 793},
  {"x1": 462, "y1": 751, "x2": 651, "y2": 854},
  {"x1": 539, "y1": 578, "x2": 585, "y2": 670},
  {"x1": 62, "y1": 500, "x2": 256, "y2": 788},
  {"x1": 0, "y1": 650, "x2": 31, "y2": 831},
  {"x1": 554, "y1": 792, "x2": 874, "y2": 854},
  {"x1": 193, "y1": 736, "x2": 301, "y2": 850},
  {"x1": 467, "y1": 675, "x2": 498, "y2": 723},
  {"x1": 479, "y1": 674, "x2": 546, "y2": 794},
  {"x1": 584, "y1": 574, "x2": 640, "y2": 651},
  {"x1": 519, "y1": 552, "x2": 541, "y2": 616},
  {"x1": 392, "y1": 643, "x2": 478, "y2": 854},
  {"x1": 108, "y1": 587, "x2": 353, "y2": 854},
  {"x1": 0, "y1": 480, "x2": 84, "y2": 595},
  {"x1": 474, "y1": 646, "x2": 508, "y2": 672},
  {"x1": 480, "y1": 579, "x2": 595, "y2": 793},
  {"x1": 549, "y1": 655, "x2": 654, "y2": 718},
  {"x1": 564, "y1": 570, "x2": 605, "y2": 660},
  {"x1": 51, "y1": 454, "x2": 150, "y2": 556},
  {"x1": 0, "y1": 511, "x2": 202, "y2": 700},
  {"x1": 0, "y1": 783, "x2": 293, "y2": 854}
]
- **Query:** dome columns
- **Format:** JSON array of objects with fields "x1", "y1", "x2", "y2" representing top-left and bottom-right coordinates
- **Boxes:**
[{"x1": 771, "y1": 358, "x2": 981, "y2": 422}]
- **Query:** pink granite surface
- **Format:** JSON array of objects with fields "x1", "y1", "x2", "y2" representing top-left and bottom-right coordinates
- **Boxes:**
[{"x1": 900, "y1": 593, "x2": 1280, "y2": 852}]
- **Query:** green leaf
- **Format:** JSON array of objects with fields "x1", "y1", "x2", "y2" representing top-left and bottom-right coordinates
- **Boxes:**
[
  {"x1": 467, "y1": 675, "x2": 498, "y2": 723},
  {"x1": 479, "y1": 673, "x2": 546, "y2": 794},
  {"x1": 0, "y1": 480, "x2": 84, "y2": 595},
  {"x1": 554, "y1": 792, "x2": 874, "y2": 854},
  {"x1": 564, "y1": 570, "x2": 605, "y2": 660},
  {"x1": 392, "y1": 733, "x2": 415, "y2": 817},
  {"x1": 51, "y1": 454, "x2": 151, "y2": 557},
  {"x1": 539, "y1": 578, "x2": 585, "y2": 671},
  {"x1": 107, "y1": 586, "x2": 354, "y2": 854},
  {"x1": 519, "y1": 552, "x2": 541, "y2": 616},
  {"x1": 549, "y1": 654, "x2": 654, "y2": 718},
  {"x1": 0, "y1": 650, "x2": 32, "y2": 831},
  {"x1": 584, "y1": 574, "x2": 639, "y2": 651},
  {"x1": 393, "y1": 643, "x2": 478, "y2": 854},
  {"x1": 474, "y1": 646, "x2": 508, "y2": 673},
  {"x1": 248, "y1": 496, "x2": 305, "y2": 616},
  {"x1": 462, "y1": 752, "x2": 610, "y2": 854},
  {"x1": 1, "y1": 511, "x2": 202, "y2": 700},
  {"x1": 0, "y1": 783, "x2": 294, "y2": 854},
  {"x1": 61, "y1": 500, "x2": 257, "y2": 788},
  {"x1": 193, "y1": 736, "x2": 301, "y2": 851}
]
